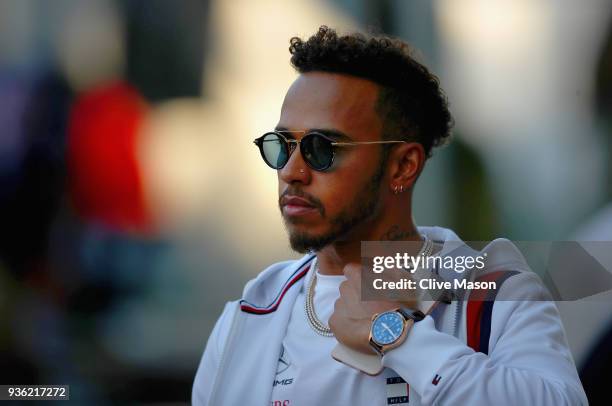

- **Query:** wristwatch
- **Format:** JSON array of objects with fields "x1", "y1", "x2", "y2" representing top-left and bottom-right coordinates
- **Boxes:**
[{"x1": 368, "y1": 308, "x2": 425, "y2": 355}]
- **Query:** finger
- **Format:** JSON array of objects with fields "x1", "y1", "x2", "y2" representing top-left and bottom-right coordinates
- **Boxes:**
[
  {"x1": 339, "y1": 279, "x2": 361, "y2": 303},
  {"x1": 342, "y1": 263, "x2": 362, "y2": 280}
]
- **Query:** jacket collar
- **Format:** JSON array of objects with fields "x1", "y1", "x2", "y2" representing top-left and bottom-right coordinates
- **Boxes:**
[{"x1": 239, "y1": 253, "x2": 315, "y2": 314}]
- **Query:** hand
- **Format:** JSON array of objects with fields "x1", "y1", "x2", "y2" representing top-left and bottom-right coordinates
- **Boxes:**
[{"x1": 328, "y1": 263, "x2": 419, "y2": 355}]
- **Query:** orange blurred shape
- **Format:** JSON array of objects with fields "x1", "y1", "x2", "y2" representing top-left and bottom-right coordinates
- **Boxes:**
[{"x1": 67, "y1": 82, "x2": 153, "y2": 234}]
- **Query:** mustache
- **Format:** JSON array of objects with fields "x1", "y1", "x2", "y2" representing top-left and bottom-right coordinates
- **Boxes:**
[{"x1": 279, "y1": 187, "x2": 325, "y2": 217}]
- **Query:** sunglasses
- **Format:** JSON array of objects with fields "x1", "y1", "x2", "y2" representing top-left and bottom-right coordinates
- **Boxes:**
[{"x1": 253, "y1": 130, "x2": 407, "y2": 171}]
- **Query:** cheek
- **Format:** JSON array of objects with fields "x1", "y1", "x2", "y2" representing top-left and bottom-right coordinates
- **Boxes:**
[
  {"x1": 339, "y1": 147, "x2": 381, "y2": 179},
  {"x1": 319, "y1": 151, "x2": 380, "y2": 210},
  {"x1": 314, "y1": 177, "x2": 349, "y2": 216},
  {"x1": 316, "y1": 178, "x2": 365, "y2": 217}
]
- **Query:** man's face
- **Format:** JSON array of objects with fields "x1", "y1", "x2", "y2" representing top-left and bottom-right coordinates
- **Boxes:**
[{"x1": 276, "y1": 72, "x2": 387, "y2": 253}]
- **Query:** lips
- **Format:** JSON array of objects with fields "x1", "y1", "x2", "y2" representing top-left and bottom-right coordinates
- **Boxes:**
[{"x1": 281, "y1": 195, "x2": 318, "y2": 217}]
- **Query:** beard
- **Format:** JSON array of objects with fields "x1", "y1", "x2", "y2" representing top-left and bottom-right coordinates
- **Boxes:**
[{"x1": 281, "y1": 163, "x2": 385, "y2": 253}]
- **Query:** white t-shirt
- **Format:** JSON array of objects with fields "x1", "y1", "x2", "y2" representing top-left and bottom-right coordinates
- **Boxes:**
[{"x1": 269, "y1": 267, "x2": 411, "y2": 406}]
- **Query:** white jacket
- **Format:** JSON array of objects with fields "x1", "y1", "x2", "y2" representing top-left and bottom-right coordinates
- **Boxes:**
[{"x1": 192, "y1": 226, "x2": 588, "y2": 405}]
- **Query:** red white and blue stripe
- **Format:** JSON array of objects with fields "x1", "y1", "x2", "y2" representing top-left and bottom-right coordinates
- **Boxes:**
[
  {"x1": 240, "y1": 255, "x2": 315, "y2": 314},
  {"x1": 466, "y1": 270, "x2": 520, "y2": 354}
]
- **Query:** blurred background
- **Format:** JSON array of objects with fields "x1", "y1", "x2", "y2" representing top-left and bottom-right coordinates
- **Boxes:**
[{"x1": 0, "y1": 0, "x2": 611, "y2": 404}]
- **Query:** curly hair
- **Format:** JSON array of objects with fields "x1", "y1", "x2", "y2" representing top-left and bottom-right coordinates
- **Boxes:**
[{"x1": 289, "y1": 26, "x2": 453, "y2": 158}]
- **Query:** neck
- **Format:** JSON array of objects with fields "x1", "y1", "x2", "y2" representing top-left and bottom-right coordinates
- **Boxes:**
[{"x1": 315, "y1": 217, "x2": 421, "y2": 276}]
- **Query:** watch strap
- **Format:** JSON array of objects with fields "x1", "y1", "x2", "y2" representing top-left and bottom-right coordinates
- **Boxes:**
[{"x1": 398, "y1": 307, "x2": 425, "y2": 323}]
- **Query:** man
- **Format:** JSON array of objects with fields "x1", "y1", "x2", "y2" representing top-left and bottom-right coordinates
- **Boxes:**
[{"x1": 192, "y1": 26, "x2": 587, "y2": 405}]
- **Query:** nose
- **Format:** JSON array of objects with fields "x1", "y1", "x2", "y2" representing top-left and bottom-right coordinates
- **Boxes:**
[{"x1": 279, "y1": 142, "x2": 311, "y2": 185}]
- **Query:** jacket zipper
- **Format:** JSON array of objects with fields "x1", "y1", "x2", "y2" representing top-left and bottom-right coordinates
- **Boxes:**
[
  {"x1": 452, "y1": 268, "x2": 476, "y2": 338},
  {"x1": 452, "y1": 298, "x2": 463, "y2": 338}
]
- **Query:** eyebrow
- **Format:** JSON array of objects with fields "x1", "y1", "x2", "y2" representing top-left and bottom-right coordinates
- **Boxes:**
[{"x1": 273, "y1": 126, "x2": 353, "y2": 141}]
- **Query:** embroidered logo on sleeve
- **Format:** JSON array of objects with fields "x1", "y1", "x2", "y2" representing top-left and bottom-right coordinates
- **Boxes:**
[
  {"x1": 386, "y1": 376, "x2": 409, "y2": 404},
  {"x1": 432, "y1": 374, "x2": 442, "y2": 386}
]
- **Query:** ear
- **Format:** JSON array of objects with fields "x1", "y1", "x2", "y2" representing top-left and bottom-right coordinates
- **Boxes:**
[{"x1": 388, "y1": 142, "x2": 426, "y2": 192}]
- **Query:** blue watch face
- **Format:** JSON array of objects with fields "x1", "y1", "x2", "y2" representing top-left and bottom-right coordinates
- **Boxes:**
[{"x1": 372, "y1": 311, "x2": 405, "y2": 345}]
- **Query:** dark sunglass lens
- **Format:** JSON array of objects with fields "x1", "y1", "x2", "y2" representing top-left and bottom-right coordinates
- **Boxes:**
[
  {"x1": 302, "y1": 133, "x2": 333, "y2": 170},
  {"x1": 260, "y1": 133, "x2": 288, "y2": 169}
]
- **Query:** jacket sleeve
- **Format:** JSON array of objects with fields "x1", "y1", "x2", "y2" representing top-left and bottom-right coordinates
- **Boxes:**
[
  {"x1": 381, "y1": 272, "x2": 588, "y2": 405},
  {"x1": 192, "y1": 301, "x2": 238, "y2": 406}
]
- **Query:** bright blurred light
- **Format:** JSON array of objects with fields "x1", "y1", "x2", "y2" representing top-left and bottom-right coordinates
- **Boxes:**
[
  {"x1": 438, "y1": 0, "x2": 546, "y2": 61},
  {"x1": 138, "y1": 99, "x2": 221, "y2": 230},
  {"x1": 435, "y1": 0, "x2": 553, "y2": 141}
]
